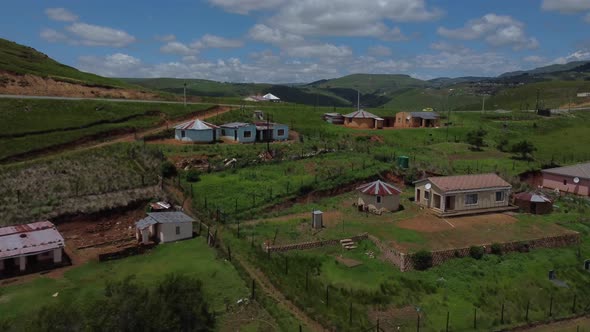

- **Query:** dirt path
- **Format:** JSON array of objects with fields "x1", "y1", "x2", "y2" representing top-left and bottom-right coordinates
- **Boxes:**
[{"x1": 231, "y1": 248, "x2": 326, "y2": 332}]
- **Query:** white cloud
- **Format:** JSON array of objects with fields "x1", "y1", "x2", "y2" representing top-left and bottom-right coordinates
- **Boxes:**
[
  {"x1": 192, "y1": 34, "x2": 243, "y2": 49},
  {"x1": 160, "y1": 41, "x2": 194, "y2": 55},
  {"x1": 552, "y1": 50, "x2": 590, "y2": 64},
  {"x1": 40, "y1": 28, "x2": 68, "y2": 43},
  {"x1": 267, "y1": 0, "x2": 439, "y2": 39},
  {"x1": 208, "y1": 0, "x2": 285, "y2": 14},
  {"x1": 523, "y1": 55, "x2": 545, "y2": 63},
  {"x1": 416, "y1": 48, "x2": 519, "y2": 75},
  {"x1": 541, "y1": 0, "x2": 590, "y2": 13},
  {"x1": 45, "y1": 8, "x2": 78, "y2": 22},
  {"x1": 438, "y1": 14, "x2": 538, "y2": 50},
  {"x1": 66, "y1": 23, "x2": 136, "y2": 47},
  {"x1": 248, "y1": 24, "x2": 303, "y2": 45},
  {"x1": 367, "y1": 45, "x2": 392, "y2": 57},
  {"x1": 155, "y1": 34, "x2": 176, "y2": 42},
  {"x1": 78, "y1": 53, "x2": 142, "y2": 77},
  {"x1": 284, "y1": 43, "x2": 352, "y2": 58}
]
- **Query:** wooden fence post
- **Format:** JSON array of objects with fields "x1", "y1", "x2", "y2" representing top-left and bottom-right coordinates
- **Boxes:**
[
  {"x1": 526, "y1": 300, "x2": 530, "y2": 321},
  {"x1": 549, "y1": 295, "x2": 553, "y2": 317},
  {"x1": 446, "y1": 311, "x2": 449, "y2": 332},
  {"x1": 473, "y1": 307, "x2": 477, "y2": 330}
]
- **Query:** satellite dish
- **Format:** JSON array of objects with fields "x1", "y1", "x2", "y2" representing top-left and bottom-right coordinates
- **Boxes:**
[
  {"x1": 425, "y1": 183, "x2": 432, "y2": 190},
  {"x1": 573, "y1": 177, "x2": 580, "y2": 184}
]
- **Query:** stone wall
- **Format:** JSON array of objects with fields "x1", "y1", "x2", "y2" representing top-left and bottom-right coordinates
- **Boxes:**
[
  {"x1": 265, "y1": 233, "x2": 368, "y2": 253},
  {"x1": 403, "y1": 233, "x2": 580, "y2": 271}
]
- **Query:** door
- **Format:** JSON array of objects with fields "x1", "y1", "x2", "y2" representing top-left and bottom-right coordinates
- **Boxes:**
[
  {"x1": 234, "y1": 131, "x2": 238, "y2": 141},
  {"x1": 416, "y1": 189, "x2": 421, "y2": 202},
  {"x1": 445, "y1": 196, "x2": 455, "y2": 211},
  {"x1": 531, "y1": 202, "x2": 537, "y2": 214}
]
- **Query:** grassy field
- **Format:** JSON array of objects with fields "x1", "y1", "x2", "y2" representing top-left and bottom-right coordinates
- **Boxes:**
[
  {"x1": 0, "y1": 98, "x2": 213, "y2": 161},
  {"x1": 221, "y1": 194, "x2": 590, "y2": 331},
  {"x1": 0, "y1": 143, "x2": 164, "y2": 225},
  {"x1": 0, "y1": 38, "x2": 132, "y2": 88}
]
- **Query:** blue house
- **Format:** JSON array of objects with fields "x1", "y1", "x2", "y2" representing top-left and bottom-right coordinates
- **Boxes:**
[
  {"x1": 255, "y1": 122, "x2": 289, "y2": 141},
  {"x1": 174, "y1": 119, "x2": 221, "y2": 143},
  {"x1": 220, "y1": 122, "x2": 257, "y2": 143}
]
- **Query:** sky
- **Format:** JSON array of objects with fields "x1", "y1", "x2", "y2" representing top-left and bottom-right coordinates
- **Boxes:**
[{"x1": 1, "y1": 0, "x2": 590, "y2": 83}]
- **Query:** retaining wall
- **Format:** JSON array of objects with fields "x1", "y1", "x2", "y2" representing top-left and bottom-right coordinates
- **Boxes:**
[{"x1": 265, "y1": 233, "x2": 368, "y2": 253}]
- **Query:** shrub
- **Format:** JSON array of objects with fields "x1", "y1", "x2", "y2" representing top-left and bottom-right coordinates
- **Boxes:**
[
  {"x1": 299, "y1": 184, "x2": 314, "y2": 195},
  {"x1": 160, "y1": 161, "x2": 177, "y2": 178},
  {"x1": 491, "y1": 243, "x2": 502, "y2": 255},
  {"x1": 413, "y1": 250, "x2": 433, "y2": 271},
  {"x1": 469, "y1": 246, "x2": 484, "y2": 260},
  {"x1": 186, "y1": 169, "x2": 201, "y2": 183},
  {"x1": 496, "y1": 138, "x2": 509, "y2": 152}
]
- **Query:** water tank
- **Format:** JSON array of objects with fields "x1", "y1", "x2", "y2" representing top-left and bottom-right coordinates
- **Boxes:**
[
  {"x1": 397, "y1": 156, "x2": 410, "y2": 169},
  {"x1": 311, "y1": 210, "x2": 323, "y2": 229}
]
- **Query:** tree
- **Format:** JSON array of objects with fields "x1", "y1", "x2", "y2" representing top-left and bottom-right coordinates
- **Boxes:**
[
  {"x1": 161, "y1": 161, "x2": 177, "y2": 178},
  {"x1": 413, "y1": 250, "x2": 433, "y2": 270},
  {"x1": 496, "y1": 138, "x2": 509, "y2": 152},
  {"x1": 511, "y1": 140, "x2": 536, "y2": 160},
  {"x1": 469, "y1": 246, "x2": 484, "y2": 260},
  {"x1": 466, "y1": 127, "x2": 487, "y2": 151}
]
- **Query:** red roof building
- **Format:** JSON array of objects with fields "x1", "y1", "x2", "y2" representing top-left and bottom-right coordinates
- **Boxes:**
[{"x1": 357, "y1": 180, "x2": 402, "y2": 212}]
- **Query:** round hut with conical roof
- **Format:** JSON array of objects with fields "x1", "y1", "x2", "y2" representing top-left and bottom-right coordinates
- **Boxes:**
[
  {"x1": 356, "y1": 180, "x2": 403, "y2": 212},
  {"x1": 174, "y1": 119, "x2": 221, "y2": 143}
]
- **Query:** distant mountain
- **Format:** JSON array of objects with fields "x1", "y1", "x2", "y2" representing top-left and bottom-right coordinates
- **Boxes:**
[
  {"x1": 428, "y1": 76, "x2": 490, "y2": 87},
  {"x1": 0, "y1": 38, "x2": 131, "y2": 88},
  {"x1": 499, "y1": 61, "x2": 590, "y2": 78}
]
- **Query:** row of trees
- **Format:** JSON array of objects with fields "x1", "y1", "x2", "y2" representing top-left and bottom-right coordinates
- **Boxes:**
[
  {"x1": 466, "y1": 127, "x2": 536, "y2": 160},
  {"x1": 1, "y1": 274, "x2": 215, "y2": 332}
]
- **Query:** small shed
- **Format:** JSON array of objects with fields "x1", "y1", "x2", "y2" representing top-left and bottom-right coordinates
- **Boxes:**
[
  {"x1": 220, "y1": 122, "x2": 257, "y2": 143},
  {"x1": 356, "y1": 180, "x2": 403, "y2": 212},
  {"x1": 323, "y1": 113, "x2": 344, "y2": 124},
  {"x1": 513, "y1": 192, "x2": 553, "y2": 214},
  {"x1": 135, "y1": 212, "x2": 194, "y2": 244},
  {"x1": 174, "y1": 119, "x2": 221, "y2": 143}
]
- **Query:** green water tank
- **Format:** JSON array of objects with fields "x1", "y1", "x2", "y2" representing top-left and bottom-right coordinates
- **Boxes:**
[{"x1": 397, "y1": 156, "x2": 410, "y2": 169}]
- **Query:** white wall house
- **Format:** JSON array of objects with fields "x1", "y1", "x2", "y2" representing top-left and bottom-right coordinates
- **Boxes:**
[
  {"x1": 220, "y1": 122, "x2": 257, "y2": 143},
  {"x1": 135, "y1": 212, "x2": 194, "y2": 244},
  {"x1": 254, "y1": 122, "x2": 289, "y2": 141},
  {"x1": 0, "y1": 221, "x2": 65, "y2": 274}
]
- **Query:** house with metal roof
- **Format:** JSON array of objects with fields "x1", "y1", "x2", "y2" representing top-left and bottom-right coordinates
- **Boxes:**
[
  {"x1": 254, "y1": 122, "x2": 289, "y2": 141},
  {"x1": 220, "y1": 122, "x2": 257, "y2": 143},
  {"x1": 414, "y1": 173, "x2": 516, "y2": 217},
  {"x1": 541, "y1": 162, "x2": 590, "y2": 196},
  {"x1": 343, "y1": 110, "x2": 384, "y2": 129},
  {"x1": 0, "y1": 221, "x2": 65, "y2": 274},
  {"x1": 356, "y1": 180, "x2": 403, "y2": 213},
  {"x1": 263, "y1": 93, "x2": 280, "y2": 102},
  {"x1": 513, "y1": 192, "x2": 553, "y2": 214},
  {"x1": 135, "y1": 212, "x2": 194, "y2": 244},
  {"x1": 395, "y1": 111, "x2": 441, "y2": 128},
  {"x1": 174, "y1": 119, "x2": 221, "y2": 143},
  {"x1": 322, "y1": 112, "x2": 344, "y2": 124}
]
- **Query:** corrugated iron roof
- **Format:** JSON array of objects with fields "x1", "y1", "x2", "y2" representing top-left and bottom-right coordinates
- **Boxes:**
[
  {"x1": 410, "y1": 112, "x2": 440, "y2": 120},
  {"x1": 343, "y1": 110, "x2": 380, "y2": 119},
  {"x1": 357, "y1": 180, "x2": 402, "y2": 196},
  {"x1": 514, "y1": 192, "x2": 552, "y2": 203},
  {"x1": 174, "y1": 119, "x2": 219, "y2": 130},
  {"x1": 541, "y1": 162, "x2": 590, "y2": 180},
  {"x1": 135, "y1": 212, "x2": 194, "y2": 230},
  {"x1": 416, "y1": 173, "x2": 511, "y2": 192},
  {"x1": 0, "y1": 221, "x2": 64, "y2": 259},
  {"x1": 221, "y1": 122, "x2": 254, "y2": 129}
]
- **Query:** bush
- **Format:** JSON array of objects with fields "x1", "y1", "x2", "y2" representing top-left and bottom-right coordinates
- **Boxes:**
[
  {"x1": 299, "y1": 184, "x2": 314, "y2": 195},
  {"x1": 186, "y1": 169, "x2": 201, "y2": 183},
  {"x1": 413, "y1": 250, "x2": 433, "y2": 270},
  {"x1": 496, "y1": 138, "x2": 509, "y2": 152},
  {"x1": 161, "y1": 161, "x2": 177, "y2": 178},
  {"x1": 491, "y1": 243, "x2": 502, "y2": 255},
  {"x1": 469, "y1": 246, "x2": 484, "y2": 260}
]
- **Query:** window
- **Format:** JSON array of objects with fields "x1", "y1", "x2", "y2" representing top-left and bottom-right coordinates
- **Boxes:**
[
  {"x1": 376, "y1": 196, "x2": 382, "y2": 203},
  {"x1": 221, "y1": 129, "x2": 226, "y2": 135},
  {"x1": 424, "y1": 191, "x2": 430, "y2": 200},
  {"x1": 465, "y1": 193, "x2": 478, "y2": 205},
  {"x1": 277, "y1": 129, "x2": 285, "y2": 136},
  {"x1": 181, "y1": 130, "x2": 186, "y2": 138},
  {"x1": 563, "y1": 179, "x2": 567, "y2": 185},
  {"x1": 244, "y1": 130, "x2": 252, "y2": 138},
  {"x1": 175, "y1": 226, "x2": 180, "y2": 235},
  {"x1": 495, "y1": 191, "x2": 505, "y2": 202}
]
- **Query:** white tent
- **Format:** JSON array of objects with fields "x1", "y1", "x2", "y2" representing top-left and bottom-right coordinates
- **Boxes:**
[{"x1": 263, "y1": 93, "x2": 280, "y2": 101}]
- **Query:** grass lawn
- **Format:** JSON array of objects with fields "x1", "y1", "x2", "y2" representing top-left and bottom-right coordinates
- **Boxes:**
[{"x1": 0, "y1": 238, "x2": 249, "y2": 326}]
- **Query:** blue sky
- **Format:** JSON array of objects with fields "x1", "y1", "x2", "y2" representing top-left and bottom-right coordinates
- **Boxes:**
[{"x1": 1, "y1": 0, "x2": 590, "y2": 82}]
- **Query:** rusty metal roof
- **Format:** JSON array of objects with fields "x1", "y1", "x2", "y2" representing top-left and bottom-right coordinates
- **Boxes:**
[
  {"x1": 415, "y1": 173, "x2": 511, "y2": 193},
  {"x1": 357, "y1": 180, "x2": 402, "y2": 196},
  {"x1": 0, "y1": 221, "x2": 64, "y2": 259}
]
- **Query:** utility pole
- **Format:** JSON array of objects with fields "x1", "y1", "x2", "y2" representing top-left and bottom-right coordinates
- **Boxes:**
[
  {"x1": 357, "y1": 89, "x2": 360, "y2": 111},
  {"x1": 481, "y1": 94, "x2": 486, "y2": 113},
  {"x1": 266, "y1": 116, "x2": 270, "y2": 153},
  {"x1": 183, "y1": 82, "x2": 187, "y2": 107},
  {"x1": 535, "y1": 88, "x2": 540, "y2": 111},
  {"x1": 446, "y1": 90, "x2": 452, "y2": 142}
]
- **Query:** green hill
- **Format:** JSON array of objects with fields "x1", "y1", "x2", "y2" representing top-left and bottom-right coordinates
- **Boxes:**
[
  {"x1": 308, "y1": 73, "x2": 427, "y2": 93},
  {"x1": 0, "y1": 38, "x2": 132, "y2": 88}
]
